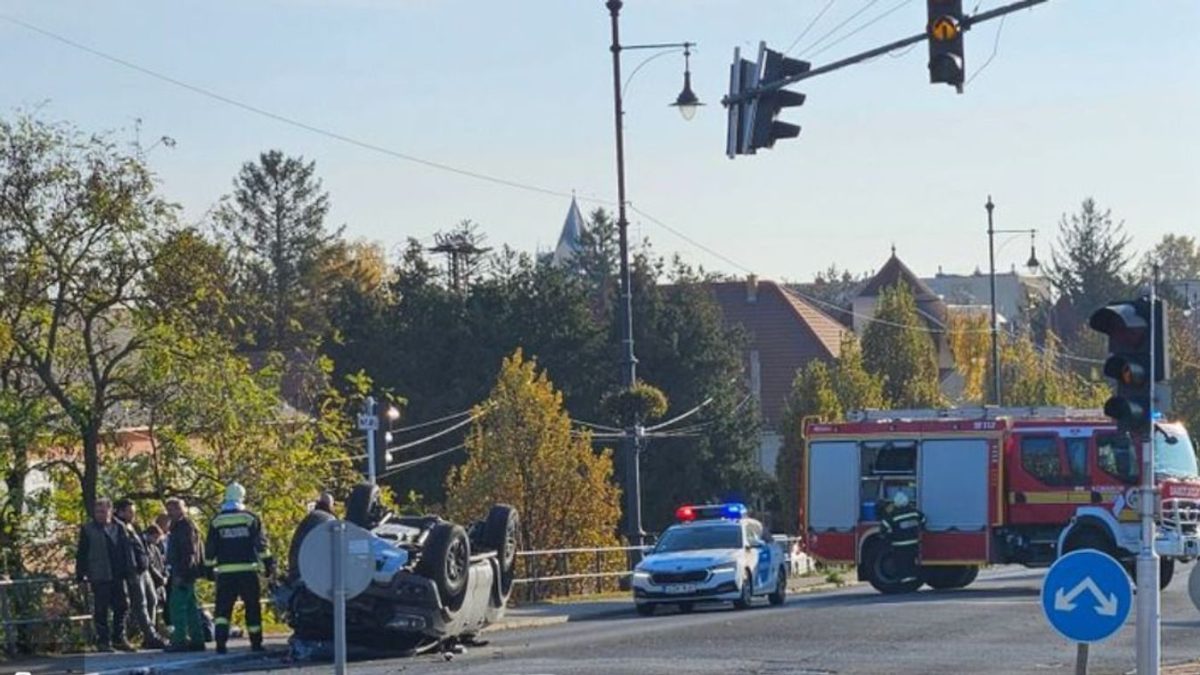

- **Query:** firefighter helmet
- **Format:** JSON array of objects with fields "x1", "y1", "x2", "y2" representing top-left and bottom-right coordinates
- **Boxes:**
[
  {"x1": 893, "y1": 491, "x2": 910, "y2": 508},
  {"x1": 224, "y1": 482, "x2": 247, "y2": 504}
]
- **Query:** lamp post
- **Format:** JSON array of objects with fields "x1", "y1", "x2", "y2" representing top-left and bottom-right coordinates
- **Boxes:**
[
  {"x1": 606, "y1": 0, "x2": 700, "y2": 548},
  {"x1": 985, "y1": 196, "x2": 1040, "y2": 407}
]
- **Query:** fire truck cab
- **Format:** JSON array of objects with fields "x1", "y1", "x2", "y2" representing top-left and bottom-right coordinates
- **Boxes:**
[{"x1": 801, "y1": 407, "x2": 1200, "y2": 595}]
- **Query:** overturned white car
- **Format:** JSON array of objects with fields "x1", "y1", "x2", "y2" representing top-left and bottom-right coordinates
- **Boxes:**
[{"x1": 278, "y1": 483, "x2": 519, "y2": 653}]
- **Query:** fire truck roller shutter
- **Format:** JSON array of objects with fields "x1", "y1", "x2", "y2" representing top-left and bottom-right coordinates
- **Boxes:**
[
  {"x1": 919, "y1": 439, "x2": 990, "y2": 531},
  {"x1": 809, "y1": 442, "x2": 859, "y2": 532}
]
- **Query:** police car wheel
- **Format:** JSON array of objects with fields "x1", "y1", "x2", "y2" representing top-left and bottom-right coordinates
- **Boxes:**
[
  {"x1": 417, "y1": 523, "x2": 471, "y2": 610},
  {"x1": 635, "y1": 603, "x2": 655, "y2": 617},
  {"x1": 346, "y1": 483, "x2": 381, "y2": 529},
  {"x1": 768, "y1": 568, "x2": 787, "y2": 606},
  {"x1": 733, "y1": 571, "x2": 754, "y2": 609},
  {"x1": 481, "y1": 505, "x2": 520, "y2": 597}
]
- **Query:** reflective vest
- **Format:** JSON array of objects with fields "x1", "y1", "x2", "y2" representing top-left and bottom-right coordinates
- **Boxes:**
[
  {"x1": 880, "y1": 506, "x2": 925, "y2": 547},
  {"x1": 204, "y1": 509, "x2": 272, "y2": 575}
]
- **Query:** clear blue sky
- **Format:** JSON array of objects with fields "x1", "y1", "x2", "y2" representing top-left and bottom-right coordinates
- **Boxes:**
[{"x1": 2, "y1": 0, "x2": 1197, "y2": 282}]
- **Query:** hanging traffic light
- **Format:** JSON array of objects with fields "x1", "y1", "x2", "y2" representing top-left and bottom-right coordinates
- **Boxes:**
[
  {"x1": 724, "y1": 47, "x2": 758, "y2": 157},
  {"x1": 746, "y1": 44, "x2": 809, "y2": 152},
  {"x1": 927, "y1": 0, "x2": 965, "y2": 92},
  {"x1": 1089, "y1": 298, "x2": 1171, "y2": 434}
]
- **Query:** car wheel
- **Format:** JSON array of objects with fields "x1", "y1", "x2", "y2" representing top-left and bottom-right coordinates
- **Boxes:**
[
  {"x1": 768, "y1": 567, "x2": 787, "y2": 606},
  {"x1": 733, "y1": 570, "x2": 753, "y2": 610},
  {"x1": 346, "y1": 483, "x2": 381, "y2": 529},
  {"x1": 481, "y1": 505, "x2": 520, "y2": 597},
  {"x1": 677, "y1": 602, "x2": 694, "y2": 614},
  {"x1": 417, "y1": 522, "x2": 471, "y2": 610},
  {"x1": 635, "y1": 603, "x2": 655, "y2": 617}
]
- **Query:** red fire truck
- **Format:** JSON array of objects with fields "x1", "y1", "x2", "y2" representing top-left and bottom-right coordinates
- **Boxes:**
[{"x1": 801, "y1": 407, "x2": 1200, "y2": 594}]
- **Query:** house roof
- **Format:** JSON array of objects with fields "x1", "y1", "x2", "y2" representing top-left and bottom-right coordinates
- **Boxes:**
[
  {"x1": 857, "y1": 251, "x2": 949, "y2": 331},
  {"x1": 707, "y1": 279, "x2": 847, "y2": 425}
]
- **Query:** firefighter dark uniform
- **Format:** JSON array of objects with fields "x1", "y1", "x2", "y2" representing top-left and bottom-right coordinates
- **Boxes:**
[
  {"x1": 879, "y1": 494, "x2": 925, "y2": 583},
  {"x1": 204, "y1": 483, "x2": 275, "y2": 653}
]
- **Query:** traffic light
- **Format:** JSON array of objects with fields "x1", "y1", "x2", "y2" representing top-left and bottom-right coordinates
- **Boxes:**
[
  {"x1": 747, "y1": 44, "x2": 809, "y2": 152},
  {"x1": 724, "y1": 42, "x2": 808, "y2": 157},
  {"x1": 1089, "y1": 298, "x2": 1171, "y2": 434},
  {"x1": 927, "y1": 0, "x2": 965, "y2": 92}
]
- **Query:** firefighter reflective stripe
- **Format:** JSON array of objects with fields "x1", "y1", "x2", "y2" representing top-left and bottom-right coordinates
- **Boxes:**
[
  {"x1": 216, "y1": 562, "x2": 260, "y2": 574},
  {"x1": 891, "y1": 539, "x2": 920, "y2": 547},
  {"x1": 204, "y1": 557, "x2": 217, "y2": 567},
  {"x1": 247, "y1": 625, "x2": 262, "y2": 634},
  {"x1": 892, "y1": 512, "x2": 922, "y2": 524},
  {"x1": 211, "y1": 513, "x2": 256, "y2": 527},
  {"x1": 214, "y1": 617, "x2": 229, "y2": 626}
]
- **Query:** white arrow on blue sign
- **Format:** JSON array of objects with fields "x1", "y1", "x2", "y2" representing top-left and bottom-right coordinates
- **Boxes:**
[{"x1": 1041, "y1": 549, "x2": 1133, "y2": 643}]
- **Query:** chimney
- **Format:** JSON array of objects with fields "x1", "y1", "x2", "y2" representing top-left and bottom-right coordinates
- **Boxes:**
[{"x1": 746, "y1": 274, "x2": 759, "y2": 303}]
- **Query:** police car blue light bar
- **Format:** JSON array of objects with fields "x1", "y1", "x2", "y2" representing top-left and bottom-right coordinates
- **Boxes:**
[{"x1": 675, "y1": 503, "x2": 748, "y2": 522}]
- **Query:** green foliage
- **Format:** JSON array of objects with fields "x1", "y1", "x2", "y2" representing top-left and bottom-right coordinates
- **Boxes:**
[
  {"x1": 1168, "y1": 310, "x2": 1200, "y2": 437},
  {"x1": 861, "y1": 282, "x2": 943, "y2": 408},
  {"x1": 948, "y1": 312, "x2": 992, "y2": 404},
  {"x1": 445, "y1": 350, "x2": 621, "y2": 552},
  {"x1": 1046, "y1": 198, "x2": 1134, "y2": 347},
  {"x1": 601, "y1": 381, "x2": 669, "y2": 427},
  {"x1": 993, "y1": 331, "x2": 1108, "y2": 408},
  {"x1": 217, "y1": 150, "x2": 344, "y2": 350}
]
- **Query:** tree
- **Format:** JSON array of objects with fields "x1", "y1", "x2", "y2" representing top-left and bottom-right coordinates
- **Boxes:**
[
  {"x1": 0, "y1": 116, "x2": 174, "y2": 512},
  {"x1": 1046, "y1": 199, "x2": 1134, "y2": 346},
  {"x1": 143, "y1": 227, "x2": 236, "y2": 338},
  {"x1": 948, "y1": 312, "x2": 992, "y2": 404},
  {"x1": 217, "y1": 150, "x2": 343, "y2": 350},
  {"x1": 444, "y1": 350, "x2": 621, "y2": 554},
  {"x1": 831, "y1": 334, "x2": 885, "y2": 412},
  {"x1": 861, "y1": 283, "x2": 943, "y2": 408},
  {"x1": 1144, "y1": 234, "x2": 1200, "y2": 284},
  {"x1": 1168, "y1": 309, "x2": 1200, "y2": 437},
  {"x1": 995, "y1": 330, "x2": 1108, "y2": 408}
]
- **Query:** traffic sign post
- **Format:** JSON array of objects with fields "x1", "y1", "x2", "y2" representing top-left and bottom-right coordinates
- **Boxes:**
[
  {"x1": 359, "y1": 396, "x2": 380, "y2": 484},
  {"x1": 1042, "y1": 550, "x2": 1133, "y2": 674},
  {"x1": 298, "y1": 520, "x2": 376, "y2": 675}
]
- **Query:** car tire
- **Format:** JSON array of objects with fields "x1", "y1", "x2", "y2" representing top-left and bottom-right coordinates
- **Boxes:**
[
  {"x1": 768, "y1": 567, "x2": 787, "y2": 606},
  {"x1": 346, "y1": 483, "x2": 380, "y2": 529},
  {"x1": 635, "y1": 603, "x2": 655, "y2": 617},
  {"x1": 417, "y1": 522, "x2": 471, "y2": 610},
  {"x1": 733, "y1": 570, "x2": 754, "y2": 610},
  {"x1": 864, "y1": 540, "x2": 922, "y2": 595},
  {"x1": 481, "y1": 505, "x2": 520, "y2": 597}
]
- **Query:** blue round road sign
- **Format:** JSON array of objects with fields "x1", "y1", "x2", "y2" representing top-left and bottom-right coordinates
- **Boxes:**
[{"x1": 1041, "y1": 549, "x2": 1133, "y2": 643}]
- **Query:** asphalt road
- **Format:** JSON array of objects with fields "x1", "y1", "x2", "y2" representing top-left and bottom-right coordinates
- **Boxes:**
[{"x1": 230, "y1": 564, "x2": 1200, "y2": 675}]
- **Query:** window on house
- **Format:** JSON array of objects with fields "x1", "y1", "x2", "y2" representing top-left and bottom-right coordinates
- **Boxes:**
[{"x1": 1020, "y1": 436, "x2": 1063, "y2": 486}]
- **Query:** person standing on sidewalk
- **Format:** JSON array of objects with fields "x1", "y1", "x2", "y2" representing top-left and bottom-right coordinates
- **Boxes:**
[
  {"x1": 164, "y1": 497, "x2": 205, "y2": 652},
  {"x1": 114, "y1": 499, "x2": 166, "y2": 649},
  {"x1": 143, "y1": 524, "x2": 168, "y2": 626},
  {"x1": 74, "y1": 497, "x2": 133, "y2": 652},
  {"x1": 205, "y1": 482, "x2": 275, "y2": 654},
  {"x1": 286, "y1": 492, "x2": 335, "y2": 584}
]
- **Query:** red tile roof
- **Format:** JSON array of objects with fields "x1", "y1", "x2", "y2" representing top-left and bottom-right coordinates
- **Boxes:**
[{"x1": 707, "y1": 279, "x2": 847, "y2": 426}]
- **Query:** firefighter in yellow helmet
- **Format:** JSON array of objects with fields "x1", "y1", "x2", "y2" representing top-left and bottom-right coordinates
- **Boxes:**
[
  {"x1": 204, "y1": 483, "x2": 275, "y2": 653},
  {"x1": 879, "y1": 490, "x2": 926, "y2": 585}
]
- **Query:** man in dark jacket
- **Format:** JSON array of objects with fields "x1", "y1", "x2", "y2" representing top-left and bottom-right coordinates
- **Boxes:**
[
  {"x1": 205, "y1": 483, "x2": 275, "y2": 654},
  {"x1": 114, "y1": 499, "x2": 165, "y2": 649},
  {"x1": 286, "y1": 492, "x2": 335, "y2": 584},
  {"x1": 75, "y1": 497, "x2": 132, "y2": 652},
  {"x1": 164, "y1": 498, "x2": 205, "y2": 652},
  {"x1": 143, "y1": 524, "x2": 168, "y2": 620},
  {"x1": 880, "y1": 490, "x2": 926, "y2": 585}
]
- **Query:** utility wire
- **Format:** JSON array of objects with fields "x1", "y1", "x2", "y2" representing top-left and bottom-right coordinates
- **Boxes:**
[
  {"x1": 645, "y1": 396, "x2": 715, "y2": 432},
  {"x1": 387, "y1": 412, "x2": 480, "y2": 452},
  {"x1": 798, "y1": 0, "x2": 884, "y2": 58},
  {"x1": 391, "y1": 408, "x2": 473, "y2": 434},
  {"x1": 808, "y1": 0, "x2": 916, "y2": 60},
  {"x1": 966, "y1": 14, "x2": 1007, "y2": 85},
  {"x1": 0, "y1": 14, "x2": 610, "y2": 206},
  {"x1": 784, "y1": 0, "x2": 838, "y2": 55},
  {"x1": 572, "y1": 418, "x2": 624, "y2": 433},
  {"x1": 379, "y1": 444, "x2": 466, "y2": 479}
]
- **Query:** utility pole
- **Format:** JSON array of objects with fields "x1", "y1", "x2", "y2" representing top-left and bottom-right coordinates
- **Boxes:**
[
  {"x1": 1136, "y1": 263, "x2": 1162, "y2": 675},
  {"x1": 986, "y1": 197, "x2": 1001, "y2": 406}
]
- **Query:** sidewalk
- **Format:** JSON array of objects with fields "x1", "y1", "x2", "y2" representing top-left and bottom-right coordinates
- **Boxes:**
[{"x1": 3, "y1": 577, "x2": 852, "y2": 674}]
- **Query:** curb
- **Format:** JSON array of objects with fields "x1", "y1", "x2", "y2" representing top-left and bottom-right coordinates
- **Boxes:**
[{"x1": 91, "y1": 649, "x2": 283, "y2": 675}]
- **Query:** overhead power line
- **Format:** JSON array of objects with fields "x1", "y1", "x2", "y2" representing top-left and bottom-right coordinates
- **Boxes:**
[
  {"x1": 784, "y1": 0, "x2": 838, "y2": 55},
  {"x1": 387, "y1": 411, "x2": 481, "y2": 452},
  {"x1": 798, "y1": 0, "x2": 884, "y2": 58},
  {"x1": 391, "y1": 408, "x2": 474, "y2": 434},
  {"x1": 379, "y1": 444, "x2": 466, "y2": 479},
  {"x1": 0, "y1": 14, "x2": 609, "y2": 206},
  {"x1": 808, "y1": 0, "x2": 916, "y2": 60}
]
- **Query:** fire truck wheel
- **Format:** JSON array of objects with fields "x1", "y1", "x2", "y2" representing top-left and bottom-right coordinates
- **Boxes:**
[
  {"x1": 1062, "y1": 528, "x2": 1114, "y2": 557},
  {"x1": 1125, "y1": 558, "x2": 1176, "y2": 590},
  {"x1": 923, "y1": 565, "x2": 978, "y2": 590},
  {"x1": 865, "y1": 543, "x2": 922, "y2": 595}
]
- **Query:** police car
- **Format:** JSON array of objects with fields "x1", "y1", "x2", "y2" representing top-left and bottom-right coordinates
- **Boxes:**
[{"x1": 631, "y1": 503, "x2": 788, "y2": 615}]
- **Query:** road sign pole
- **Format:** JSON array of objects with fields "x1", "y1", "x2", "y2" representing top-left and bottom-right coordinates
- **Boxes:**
[
  {"x1": 1075, "y1": 643, "x2": 1089, "y2": 675},
  {"x1": 363, "y1": 396, "x2": 377, "y2": 485},
  {"x1": 1136, "y1": 271, "x2": 1161, "y2": 675},
  {"x1": 332, "y1": 521, "x2": 347, "y2": 675}
]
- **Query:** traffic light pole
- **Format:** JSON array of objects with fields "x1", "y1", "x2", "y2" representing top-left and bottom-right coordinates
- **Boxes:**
[
  {"x1": 723, "y1": 0, "x2": 1049, "y2": 105},
  {"x1": 1136, "y1": 267, "x2": 1161, "y2": 675}
]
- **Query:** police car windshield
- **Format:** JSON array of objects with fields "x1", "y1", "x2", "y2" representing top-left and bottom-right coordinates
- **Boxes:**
[
  {"x1": 1156, "y1": 425, "x2": 1199, "y2": 479},
  {"x1": 654, "y1": 524, "x2": 742, "y2": 553}
]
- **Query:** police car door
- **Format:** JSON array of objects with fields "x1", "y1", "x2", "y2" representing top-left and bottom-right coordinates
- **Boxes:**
[{"x1": 746, "y1": 521, "x2": 775, "y2": 593}]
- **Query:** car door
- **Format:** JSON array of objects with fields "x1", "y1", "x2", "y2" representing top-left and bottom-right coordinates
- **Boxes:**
[{"x1": 746, "y1": 522, "x2": 773, "y2": 592}]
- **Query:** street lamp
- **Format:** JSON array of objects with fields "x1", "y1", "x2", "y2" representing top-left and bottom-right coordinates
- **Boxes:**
[
  {"x1": 606, "y1": 0, "x2": 699, "y2": 550},
  {"x1": 985, "y1": 196, "x2": 1040, "y2": 407}
]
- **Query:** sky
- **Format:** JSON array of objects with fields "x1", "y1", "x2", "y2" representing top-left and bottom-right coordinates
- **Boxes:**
[{"x1": 2, "y1": 0, "x2": 1197, "y2": 283}]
